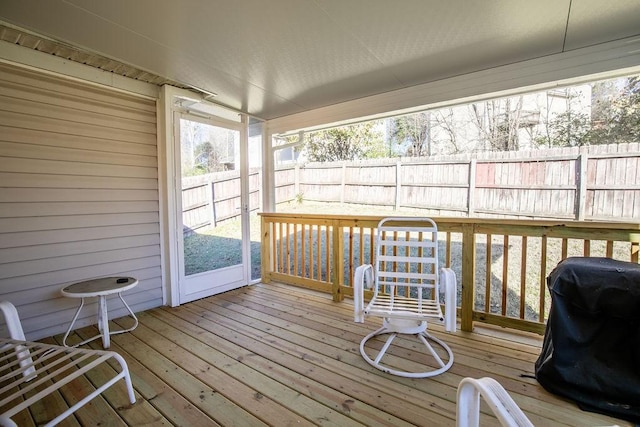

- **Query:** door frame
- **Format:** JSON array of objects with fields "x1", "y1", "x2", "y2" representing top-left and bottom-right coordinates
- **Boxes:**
[
  {"x1": 174, "y1": 111, "x2": 250, "y2": 303},
  {"x1": 159, "y1": 86, "x2": 251, "y2": 306}
]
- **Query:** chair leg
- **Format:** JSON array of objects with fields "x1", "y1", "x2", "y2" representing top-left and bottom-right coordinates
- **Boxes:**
[{"x1": 359, "y1": 320, "x2": 454, "y2": 378}]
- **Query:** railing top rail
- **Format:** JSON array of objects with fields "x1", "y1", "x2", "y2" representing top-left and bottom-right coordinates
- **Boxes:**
[{"x1": 259, "y1": 213, "x2": 640, "y2": 232}]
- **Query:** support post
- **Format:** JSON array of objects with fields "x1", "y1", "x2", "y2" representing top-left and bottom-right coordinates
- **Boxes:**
[
  {"x1": 461, "y1": 223, "x2": 477, "y2": 332},
  {"x1": 260, "y1": 216, "x2": 272, "y2": 283}
]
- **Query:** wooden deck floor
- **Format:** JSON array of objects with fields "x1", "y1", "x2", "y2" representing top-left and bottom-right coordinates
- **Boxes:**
[{"x1": 16, "y1": 283, "x2": 631, "y2": 426}]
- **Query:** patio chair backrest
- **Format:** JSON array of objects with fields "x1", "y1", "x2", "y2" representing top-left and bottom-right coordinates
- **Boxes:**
[{"x1": 370, "y1": 217, "x2": 440, "y2": 314}]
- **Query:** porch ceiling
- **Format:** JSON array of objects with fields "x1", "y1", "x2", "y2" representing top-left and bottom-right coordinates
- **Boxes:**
[{"x1": 1, "y1": 1, "x2": 640, "y2": 121}]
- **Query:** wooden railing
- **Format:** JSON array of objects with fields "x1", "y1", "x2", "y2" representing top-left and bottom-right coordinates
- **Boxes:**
[{"x1": 260, "y1": 213, "x2": 640, "y2": 334}]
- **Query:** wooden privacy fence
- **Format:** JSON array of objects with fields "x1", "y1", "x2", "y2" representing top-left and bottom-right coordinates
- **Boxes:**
[
  {"x1": 260, "y1": 212, "x2": 640, "y2": 334},
  {"x1": 274, "y1": 143, "x2": 640, "y2": 221},
  {"x1": 182, "y1": 168, "x2": 261, "y2": 234}
]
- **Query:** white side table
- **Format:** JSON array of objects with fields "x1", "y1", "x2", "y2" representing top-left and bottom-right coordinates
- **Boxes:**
[{"x1": 61, "y1": 277, "x2": 139, "y2": 349}]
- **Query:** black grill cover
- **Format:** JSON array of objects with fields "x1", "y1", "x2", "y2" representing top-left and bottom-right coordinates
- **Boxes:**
[{"x1": 535, "y1": 257, "x2": 640, "y2": 422}]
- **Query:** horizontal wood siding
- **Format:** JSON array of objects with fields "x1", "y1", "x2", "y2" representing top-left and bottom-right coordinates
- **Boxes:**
[{"x1": 0, "y1": 62, "x2": 162, "y2": 340}]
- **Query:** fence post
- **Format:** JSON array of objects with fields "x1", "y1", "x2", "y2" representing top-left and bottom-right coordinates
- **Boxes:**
[
  {"x1": 468, "y1": 159, "x2": 476, "y2": 217},
  {"x1": 395, "y1": 161, "x2": 402, "y2": 210},
  {"x1": 294, "y1": 164, "x2": 300, "y2": 200},
  {"x1": 332, "y1": 219, "x2": 344, "y2": 302},
  {"x1": 461, "y1": 223, "x2": 476, "y2": 332},
  {"x1": 575, "y1": 151, "x2": 588, "y2": 221},
  {"x1": 340, "y1": 163, "x2": 346, "y2": 205},
  {"x1": 209, "y1": 180, "x2": 216, "y2": 226}
]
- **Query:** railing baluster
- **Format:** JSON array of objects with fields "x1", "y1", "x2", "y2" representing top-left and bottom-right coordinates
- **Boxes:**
[
  {"x1": 446, "y1": 231, "x2": 452, "y2": 268},
  {"x1": 293, "y1": 223, "x2": 298, "y2": 276},
  {"x1": 606, "y1": 240, "x2": 614, "y2": 258},
  {"x1": 540, "y1": 235, "x2": 548, "y2": 323},
  {"x1": 309, "y1": 224, "x2": 320, "y2": 279},
  {"x1": 332, "y1": 220, "x2": 343, "y2": 301},
  {"x1": 278, "y1": 222, "x2": 284, "y2": 273},
  {"x1": 359, "y1": 226, "x2": 364, "y2": 266},
  {"x1": 520, "y1": 236, "x2": 527, "y2": 320},
  {"x1": 325, "y1": 226, "x2": 330, "y2": 283},
  {"x1": 485, "y1": 233, "x2": 492, "y2": 315},
  {"x1": 286, "y1": 222, "x2": 291, "y2": 275},
  {"x1": 301, "y1": 224, "x2": 307, "y2": 278},
  {"x1": 348, "y1": 226, "x2": 354, "y2": 288},
  {"x1": 369, "y1": 227, "x2": 375, "y2": 266},
  {"x1": 502, "y1": 235, "x2": 509, "y2": 317}
]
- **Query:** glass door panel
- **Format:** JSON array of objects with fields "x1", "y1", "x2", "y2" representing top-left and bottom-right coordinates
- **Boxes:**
[{"x1": 178, "y1": 115, "x2": 246, "y2": 303}]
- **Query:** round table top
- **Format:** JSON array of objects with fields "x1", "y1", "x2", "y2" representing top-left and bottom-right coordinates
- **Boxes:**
[{"x1": 61, "y1": 277, "x2": 138, "y2": 298}]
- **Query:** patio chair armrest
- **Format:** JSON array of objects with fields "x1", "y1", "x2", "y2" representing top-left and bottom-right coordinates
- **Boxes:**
[
  {"x1": 0, "y1": 301, "x2": 26, "y2": 341},
  {"x1": 353, "y1": 264, "x2": 373, "y2": 323},
  {"x1": 0, "y1": 301, "x2": 36, "y2": 378},
  {"x1": 456, "y1": 377, "x2": 533, "y2": 427},
  {"x1": 440, "y1": 268, "x2": 457, "y2": 332}
]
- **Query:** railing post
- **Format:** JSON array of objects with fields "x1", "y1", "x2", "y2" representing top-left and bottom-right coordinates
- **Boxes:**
[
  {"x1": 332, "y1": 219, "x2": 344, "y2": 302},
  {"x1": 260, "y1": 216, "x2": 272, "y2": 283},
  {"x1": 461, "y1": 223, "x2": 476, "y2": 331}
]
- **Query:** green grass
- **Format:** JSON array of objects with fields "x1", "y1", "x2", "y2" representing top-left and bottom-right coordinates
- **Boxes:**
[{"x1": 183, "y1": 213, "x2": 262, "y2": 279}]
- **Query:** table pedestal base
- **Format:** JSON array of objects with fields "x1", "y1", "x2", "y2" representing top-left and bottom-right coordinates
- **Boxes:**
[{"x1": 62, "y1": 292, "x2": 138, "y2": 349}]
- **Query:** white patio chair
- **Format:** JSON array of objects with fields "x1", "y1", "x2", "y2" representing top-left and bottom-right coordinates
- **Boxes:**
[
  {"x1": 0, "y1": 301, "x2": 136, "y2": 426},
  {"x1": 456, "y1": 377, "x2": 533, "y2": 427},
  {"x1": 353, "y1": 217, "x2": 457, "y2": 378}
]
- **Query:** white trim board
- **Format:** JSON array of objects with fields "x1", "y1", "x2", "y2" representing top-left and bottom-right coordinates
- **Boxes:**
[{"x1": 0, "y1": 40, "x2": 159, "y2": 99}]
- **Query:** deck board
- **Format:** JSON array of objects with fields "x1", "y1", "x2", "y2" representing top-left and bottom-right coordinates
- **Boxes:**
[{"x1": 18, "y1": 282, "x2": 632, "y2": 426}]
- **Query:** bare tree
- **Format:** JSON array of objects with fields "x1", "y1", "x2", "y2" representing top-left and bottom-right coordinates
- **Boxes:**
[
  {"x1": 471, "y1": 97, "x2": 524, "y2": 151},
  {"x1": 391, "y1": 112, "x2": 432, "y2": 157}
]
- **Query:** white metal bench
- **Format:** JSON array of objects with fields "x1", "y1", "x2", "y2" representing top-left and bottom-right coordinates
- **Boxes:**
[{"x1": 0, "y1": 301, "x2": 136, "y2": 426}]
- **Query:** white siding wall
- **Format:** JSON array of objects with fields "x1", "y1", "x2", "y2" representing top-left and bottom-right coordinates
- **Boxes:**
[{"x1": 0, "y1": 62, "x2": 163, "y2": 340}]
